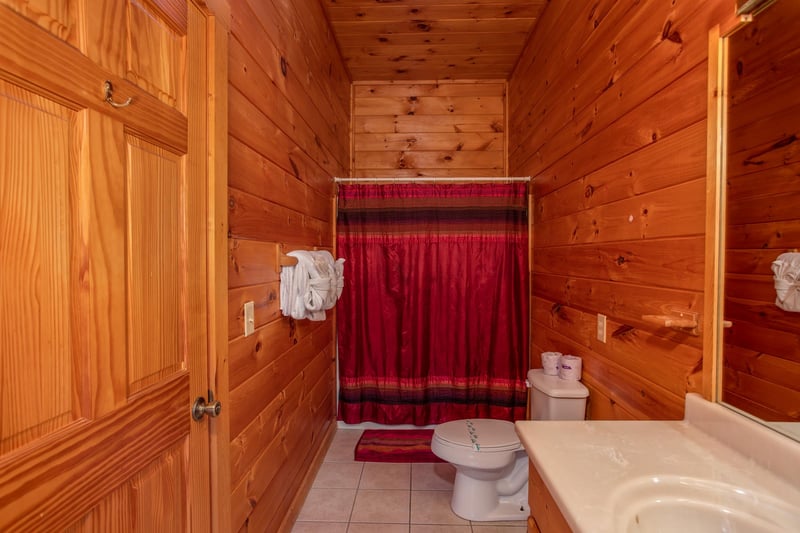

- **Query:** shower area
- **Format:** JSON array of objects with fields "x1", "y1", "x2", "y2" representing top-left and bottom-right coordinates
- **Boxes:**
[{"x1": 335, "y1": 180, "x2": 531, "y2": 426}]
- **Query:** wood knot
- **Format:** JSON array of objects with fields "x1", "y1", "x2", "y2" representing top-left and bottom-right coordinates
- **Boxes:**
[
  {"x1": 584, "y1": 184, "x2": 594, "y2": 198},
  {"x1": 616, "y1": 255, "x2": 626, "y2": 265}
]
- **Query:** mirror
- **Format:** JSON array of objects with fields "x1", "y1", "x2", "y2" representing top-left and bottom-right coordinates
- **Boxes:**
[{"x1": 716, "y1": 0, "x2": 800, "y2": 440}]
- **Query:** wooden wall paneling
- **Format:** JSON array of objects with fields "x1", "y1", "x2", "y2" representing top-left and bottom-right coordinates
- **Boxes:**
[
  {"x1": 511, "y1": 0, "x2": 731, "y2": 417},
  {"x1": 228, "y1": 282, "x2": 280, "y2": 339},
  {"x1": 277, "y1": 0, "x2": 352, "y2": 115},
  {"x1": 525, "y1": 62, "x2": 710, "y2": 198},
  {"x1": 352, "y1": 80, "x2": 505, "y2": 178},
  {"x1": 353, "y1": 81, "x2": 506, "y2": 98},
  {"x1": 353, "y1": 168, "x2": 505, "y2": 179},
  {"x1": 533, "y1": 238, "x2": 705, "y2": 292},
  {"x1": 507, "y1": 0, "x2": 598, "y2": 117},
  {"x1": 228, "y1": 38, "x2": 345, "y2": 180},
  {"x1": 269, "y1": 0, "x2": 351, "y2": 118},
  {"x1": 535, "y1": 179, "x2": 707, "y2": 248},
  {"x1": 532, "y1": 272, "x2": 703, "y2": 349},
  {"x1": 227, "y1": 3, "x2": 347, "y2": 526},
  {"x1": 511, "y1": 0, "x2": 730, "y2": 171},
  {"x1": 723, "y1": 368, "x2": 800, "y2": 419},
  {"x1": 228, "y1": 188, "x2": 332, "y2": 244},
  {"x1": 228, "y1": 319, "x2": 329, "y2": 438},
  {"x1": 531, "y1": 297, "x2": 703, "y2": 398},
  {"x1": 229, "y1": 341, "x2": 334, "y2": 531},
  {"x1": 228, "y1": 239, "x2": 281, "y2": 289},
  {"x1": 535, "y1": 121, "x2": 708, "y2": 222},
  {"x1": 726, "y1": 220, "x2": 800, "y2": 251},
  {"x1": 723, "y1": 343, "x2": 800, "y2": 396},
  {"x1": 355, "y1": 114, "x2": 504, "y2": 134},
  {"x1": 535, "y1": 324, "x2": 685, "y2": 419},
  {"x1": 509, "y1": 0, "x2": 633, "y2": 151},
  {"x1": 355, "y1": 132, "x2": 503, "y2": 152},
  {"x1": 231, "y1": 0, "x2": 350, "y2": 167},
  {"x1": 247, "y1": 347, "x2": 335, "y2": 532},
  {"x1": 273, "y1": 371, "x2": 337, "y2": 532},
  {"x1": 228, "y1": 87, "x2": 338, "y2": 188},
  {"x1": 355, "y1": 150, "x2": 504, "y2": 171},
  {"x1": 228, "y1": 137, "x2": 331, "y2": 220},
  {"x1": 720, "y1": 0, "x2": 800, "y2": 420}
]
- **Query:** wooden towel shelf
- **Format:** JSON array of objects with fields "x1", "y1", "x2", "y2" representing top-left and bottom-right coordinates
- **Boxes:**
[{"x1": 642, "y1": 312, "x2": 700, "y2": 336}]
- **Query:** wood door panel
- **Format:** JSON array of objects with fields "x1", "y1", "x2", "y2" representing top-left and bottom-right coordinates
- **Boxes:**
[
  {"x1": 0, "y1": 374, "x2": 189, "y2": 531},
  {"x1": 126, "y1": 0, "x2": 186, "y2": 111},
  {"x1": 0, "y1": 5, "x2": 187, "y2": 154},
  {"x1": 0, "y1": 1, "x2": 213, "y2": 530},
  {"x1": 126, "y1": 135, "x2": 185, "y2": 394},
  {"x1": 65, "y1": 441, "x2": 187, "y2": 532},
  {"x1": 0, "y1": 79, "x2": 76, "y2": 453},
  {"x1": 0, "y1": 0, "x2": 77, "y2": 44}
]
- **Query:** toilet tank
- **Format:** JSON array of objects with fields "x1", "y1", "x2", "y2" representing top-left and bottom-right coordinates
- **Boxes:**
[{"x1": 527, "y1": 369, "x2": 589, "y2": 420}]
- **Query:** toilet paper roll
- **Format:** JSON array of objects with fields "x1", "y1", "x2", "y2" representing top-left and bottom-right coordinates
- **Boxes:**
[
  {"x1": 541, "y1": 351, "x2": 562, "y2": 376},
  {"x1": 558, "y1": 355, "x2": 582, "y2": 381}
]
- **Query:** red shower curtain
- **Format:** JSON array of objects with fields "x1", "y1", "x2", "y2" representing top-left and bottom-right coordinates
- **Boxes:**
[{"x1": 336, "y1": 183, "x2": 529, "y2": 425}]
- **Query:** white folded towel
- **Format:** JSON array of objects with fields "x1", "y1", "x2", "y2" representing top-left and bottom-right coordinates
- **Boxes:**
[
  {"x1": 280, "y1": 250, "x2": 345, "y2": 321},
  {"x1": 771, "y1": 252, "x2": 800, "y2": 312}
]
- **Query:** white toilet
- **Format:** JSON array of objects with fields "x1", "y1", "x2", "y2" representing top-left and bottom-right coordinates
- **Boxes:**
[{"x1": 431, "y1": 369, "x2": 589, "y2": 522}]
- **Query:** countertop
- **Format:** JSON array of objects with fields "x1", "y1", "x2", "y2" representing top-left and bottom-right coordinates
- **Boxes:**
[{"x1": 515, "y1": 394, "x2": 800, "y2": 532}]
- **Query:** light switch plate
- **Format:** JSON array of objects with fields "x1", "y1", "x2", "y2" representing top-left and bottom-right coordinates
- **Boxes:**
[
  {"x1": 597, "y1": 313, "x2": 607, "y2": 343},
  {"x1": 244, "y1": 301, "x2": 255, "y2": 337}
]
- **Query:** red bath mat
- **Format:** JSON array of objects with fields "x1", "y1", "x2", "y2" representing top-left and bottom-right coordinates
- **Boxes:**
[{"x1": 354, "y1": 429, "x2": 445, "y2": 463}]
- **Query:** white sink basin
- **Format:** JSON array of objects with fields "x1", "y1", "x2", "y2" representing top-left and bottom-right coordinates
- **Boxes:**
[{"x1": 611, "y1": 475, "x2": 800, "y2": 532}]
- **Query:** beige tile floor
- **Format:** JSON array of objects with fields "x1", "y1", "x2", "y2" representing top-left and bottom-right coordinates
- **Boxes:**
[{"x1": 293, "y1": 429, "x2": 527, "y2": 533}]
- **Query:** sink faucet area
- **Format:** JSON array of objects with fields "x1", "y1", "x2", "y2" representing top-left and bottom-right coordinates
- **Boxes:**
[{"x1": 515, "y1": 394, "x2": 800, "y2": 532}]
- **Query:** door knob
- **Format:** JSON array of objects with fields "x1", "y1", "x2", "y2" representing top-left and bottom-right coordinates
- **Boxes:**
[{"x1": 192, "y1": 390, "x2": 222, "y2": 421}]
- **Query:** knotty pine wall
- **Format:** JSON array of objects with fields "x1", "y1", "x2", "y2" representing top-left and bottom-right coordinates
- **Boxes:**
[
  {"x1": 722, "y1": 0, "x2": 800, "y2": 422},
  {"x1": 352, "y1": 80, "x2": 506, "y2": 178},
  {"x1": 226, "y1": 0, "x2": 350, "y2": 531},
  {"x1": 509, "y1": 0, "x2": 733, "y2": 419}
]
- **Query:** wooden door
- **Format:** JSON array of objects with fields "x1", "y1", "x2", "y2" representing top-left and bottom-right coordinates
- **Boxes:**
[{"x1": 0, "y1": 1, "x2": 214, "y2": 531}]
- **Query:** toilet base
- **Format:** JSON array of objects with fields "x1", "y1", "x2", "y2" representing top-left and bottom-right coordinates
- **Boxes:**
[
  {"x1": 448, "y1": 455, "x2": 530, "y2": 522},
  {"x1": 451, "y1": 489, "x2": 530, "y2": 522}
]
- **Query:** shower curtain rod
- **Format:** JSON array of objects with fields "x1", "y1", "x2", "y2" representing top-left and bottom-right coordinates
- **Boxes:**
[{"x1": 334, "y1": 176, "x2": 531, "y2": 183}]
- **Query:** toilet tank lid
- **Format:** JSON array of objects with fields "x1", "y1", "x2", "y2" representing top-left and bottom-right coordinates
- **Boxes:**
[{"x1": 527, "y1": 369, "x2": 589, "y2": 398}]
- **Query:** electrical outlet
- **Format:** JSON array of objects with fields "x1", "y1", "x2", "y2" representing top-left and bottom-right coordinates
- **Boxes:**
[
  {"x1": 597, "y1": 313, "x2": 607, "y2": 343},
  {"x1": 244, "y1": 301, "x2": 255, "y2": 337}
]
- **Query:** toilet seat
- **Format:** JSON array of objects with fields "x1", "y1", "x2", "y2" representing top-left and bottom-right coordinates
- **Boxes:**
[{"x1": 434, "y1": 419, "x2": 520, "y2": 452}]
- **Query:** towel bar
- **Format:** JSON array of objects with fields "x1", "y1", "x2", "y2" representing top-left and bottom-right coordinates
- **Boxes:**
[{"x1": 279, "y1": 254, "x2": 298, "y2": 267}]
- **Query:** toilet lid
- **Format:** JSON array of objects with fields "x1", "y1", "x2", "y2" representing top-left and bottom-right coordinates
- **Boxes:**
[{"x1": 435, "y1": 419, "x2": 520, "y2": 452}]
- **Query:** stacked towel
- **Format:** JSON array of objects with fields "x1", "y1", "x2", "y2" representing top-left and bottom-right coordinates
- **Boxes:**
[
  {"x1": 280, "y1": 250, "x2": 345, "y2": 321},
  {"x1": 771, "y1": 252, "x2": 800, "y2": 312}
]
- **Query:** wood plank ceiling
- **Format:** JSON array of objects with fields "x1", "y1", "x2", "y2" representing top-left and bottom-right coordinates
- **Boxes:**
[{"x1": 321, "y1": 0, "x2": 548, "y2": 81}]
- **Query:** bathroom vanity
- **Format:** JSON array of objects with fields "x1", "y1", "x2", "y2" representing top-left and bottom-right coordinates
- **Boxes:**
[{"x1": 515, "y1": 394, "x2": 800, "y2": 532}]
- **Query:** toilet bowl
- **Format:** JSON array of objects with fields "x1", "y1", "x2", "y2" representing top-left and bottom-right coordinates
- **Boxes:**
[{"x1": 431, "y1": 369, "x2": 589, "y2": 522}]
